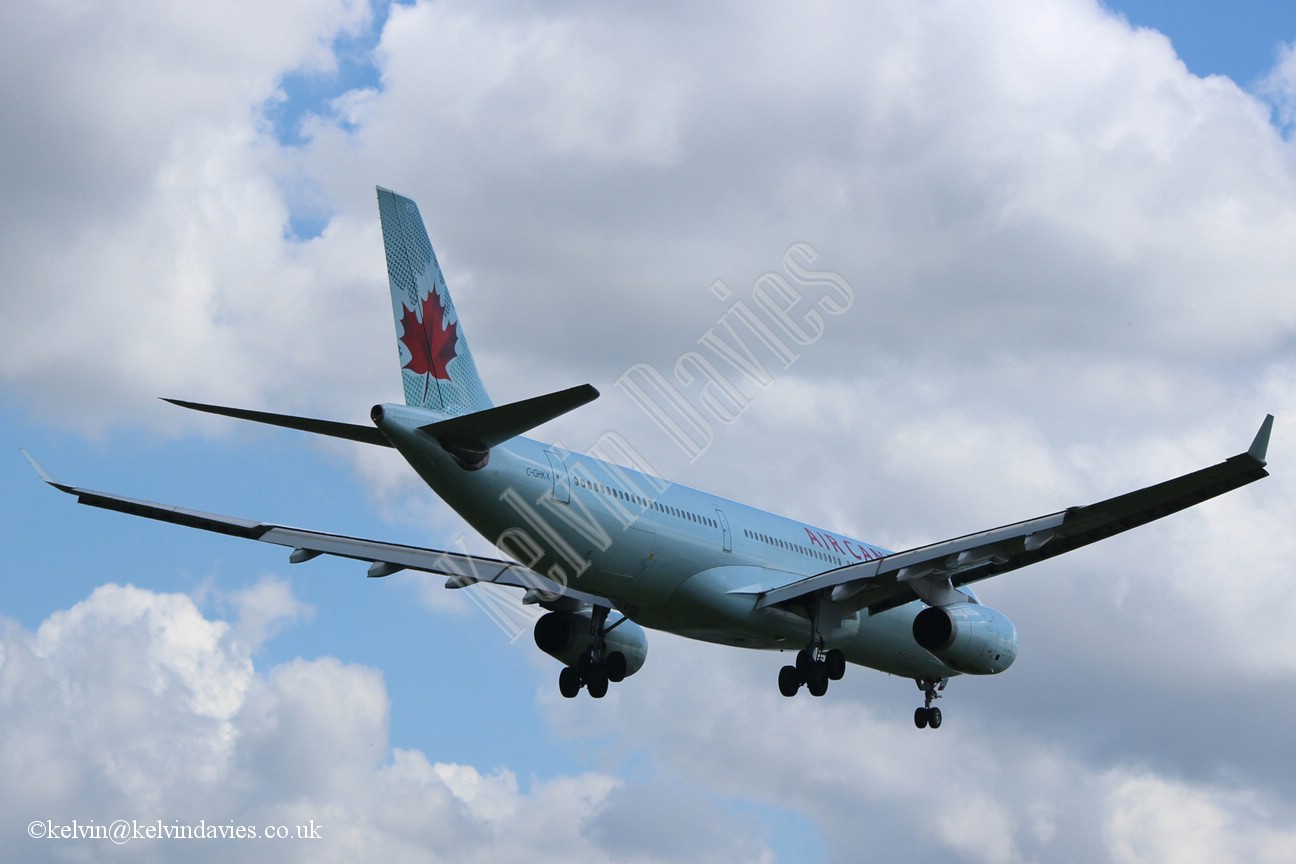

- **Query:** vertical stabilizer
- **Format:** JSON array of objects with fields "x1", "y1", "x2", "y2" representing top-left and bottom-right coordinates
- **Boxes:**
[{"x1": 377, "y1": 187, "x2": 493, "y2": 415}]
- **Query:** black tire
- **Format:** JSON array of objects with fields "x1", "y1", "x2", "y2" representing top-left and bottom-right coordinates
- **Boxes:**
[
  {"x1": 795, "y1": 648, "x2": 815, "y2": 678},
  {"x1": 928, "y1": 706, "x2": 942, "y2": 729},
  {"x1": 778, "y1": 665, "x2": 801, "y2": 697},
  {"x1": 914, "y1": 707, "x2": 929, "y2": 728},
  {"x1": 824, "y1": 648, "x2": 846, "y2": 681},
  {"x1": 606, "y1": 651, "x2": 627, "y2": 683},
  {"x1": 586, "y1": 668, "x2": 609, "y2": 699},
  {"x1": 806, "y1": 662, "x2": 829, "y2": 697},
  {"x1": 559, "y1": 666, "x2": 582, "y2": 699}
]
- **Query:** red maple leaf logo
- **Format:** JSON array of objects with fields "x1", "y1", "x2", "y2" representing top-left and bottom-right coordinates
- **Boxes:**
[{"x1": 399, "y1": 289, "x2": 458, "y2": 381}]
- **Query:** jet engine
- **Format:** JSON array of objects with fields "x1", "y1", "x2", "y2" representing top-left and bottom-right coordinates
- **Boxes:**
[
  {"x1": 533, "y1": 610, "x2": 648, "y2": 678},
  {"x1": 912, "y1": 603, "x2": 1018, "y2": 675}
]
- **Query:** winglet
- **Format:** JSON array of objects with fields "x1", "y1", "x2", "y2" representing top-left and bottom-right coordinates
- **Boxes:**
[
  {"x1": 20, "y1": 448, "x2": 72, "y2": 493},
  {"x1": 1248, "y1": 415, "x2": 1274, "y2": 464}
]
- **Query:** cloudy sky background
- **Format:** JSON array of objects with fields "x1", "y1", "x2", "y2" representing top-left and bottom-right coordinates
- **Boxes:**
[{"x1": 3, "y1": 0, "x2": 1296, "y2": 861}]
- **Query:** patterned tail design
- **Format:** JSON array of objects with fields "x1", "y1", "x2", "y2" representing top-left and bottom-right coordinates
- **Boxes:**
[{"x1": 377, "y1": 187, "x2": 493, "y2": 415}]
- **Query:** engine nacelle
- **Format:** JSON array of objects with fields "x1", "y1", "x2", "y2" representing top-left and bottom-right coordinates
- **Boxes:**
[
  {"x1": 533, "y1": 610, "x2": 648, "y2": 678},
  {"x1": 912, "y1": 603, "x2": 1018, "y2": 675}
]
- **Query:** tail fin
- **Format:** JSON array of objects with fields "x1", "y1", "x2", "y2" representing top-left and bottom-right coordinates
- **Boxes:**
[{"x1": 377, "y1": 187, "x2": 493, "y2": 415}]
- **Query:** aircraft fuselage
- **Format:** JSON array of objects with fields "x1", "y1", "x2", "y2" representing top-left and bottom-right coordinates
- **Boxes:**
[{"x1": 374, "y1": 402, "x2": 953, "y2": 679}]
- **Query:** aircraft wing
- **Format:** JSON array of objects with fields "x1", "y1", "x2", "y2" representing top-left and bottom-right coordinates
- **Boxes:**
[
  {"x1": 20, "y1": 451, "x2": 612, "y2": 608},
  {"x1": 756, "y1": 415, "x2": 1273, "y2": 615}
]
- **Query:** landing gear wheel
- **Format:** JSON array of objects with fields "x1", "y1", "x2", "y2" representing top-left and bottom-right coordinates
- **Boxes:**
[
  {"x1": 806, "y1": 662, "x2": 830, "y2": 697},
  {"x1": 559, "y1": 666, "x2": 582, "y2": 699},
  {"x1": 778, "y1": 665, "x2": 801, "y2": 697},
  {"x1": 787, "y1": 599, "x2": 847, "y2": 697},
  {"x1": 913, "y1": 677, "x2": 947, "y2": 729},
  {"x1": 824, "y1": 649, "x2": 846, "y2": 681},
  {"x1": 586, "y1": 667, "x2": 609, "y2": 699},
  {"x1": 605, "y1": 651, "x2": 627, "y2": 683},
  {"x1": 575, "y1": 605, "x2": 625, "y2": 697}
]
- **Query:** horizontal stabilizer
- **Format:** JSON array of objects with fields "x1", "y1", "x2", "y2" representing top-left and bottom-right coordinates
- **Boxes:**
[
  {"x1": 421, "y1": 383, "x2": 599, "y2": 450},
  {"x1": 164, "y1": 398, "x2": 391, "y2": 447}
]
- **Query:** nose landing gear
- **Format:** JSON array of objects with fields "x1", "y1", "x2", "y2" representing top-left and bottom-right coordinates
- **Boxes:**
[{"x1": 913, "y1": 678, "x2": 947, "y2": 729}]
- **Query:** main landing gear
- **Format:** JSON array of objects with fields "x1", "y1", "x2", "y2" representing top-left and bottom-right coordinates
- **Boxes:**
[
  {"x1": 558, "y1": 651, "x2": 627, "y2": 699},
  {"x1": 778, "y1": 598, "x2": 846, "y2": 697},
  {"x1": 778, "y1": 647, "x2": 846, "y2": 697},
  {"x1": 913, "y1": 678, "x2": 947, "y2": 729},
  {"x1": 558, "y1": 606, "x2": 628, "y2": 700}
]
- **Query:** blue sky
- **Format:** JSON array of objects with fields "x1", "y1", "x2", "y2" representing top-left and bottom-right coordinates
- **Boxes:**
[
  {"x1": 1110, "y1": 0, "x2": 1293, "y2": 83},
  {"x1": 3, "y1": 2, "x2": 1296, "y2": 862}
]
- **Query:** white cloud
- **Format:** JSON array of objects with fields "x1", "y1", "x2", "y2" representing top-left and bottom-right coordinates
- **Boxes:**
[
  {"x1": 553, "y1": 635, "x2": 1296, "y2": 864},
  {"x1": 1258, "y1": 41, "x2": 1296, "y2": 134},
  {"x1": 1102, "y1": 772, "x2": 1296, "y2": 864},
  {"x1": 0, "y1": 0, "x2": 381, "y2": 432},
  {"x1": 0, "y1": 583, "x2": 769, "y2": 863}
]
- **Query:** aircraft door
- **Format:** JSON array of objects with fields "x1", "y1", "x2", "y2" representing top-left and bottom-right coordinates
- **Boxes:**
[
  {"x1": 544, "y1": 450, "x2": 570, "y2": 504},
  {"x1": 715, "y1": 507, "x2": 732, "y2": 553}
]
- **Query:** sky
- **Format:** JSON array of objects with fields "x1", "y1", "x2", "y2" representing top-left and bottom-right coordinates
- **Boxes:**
[{"x1": 2, "y1": 1, "x2": 1296, "y2": 862}]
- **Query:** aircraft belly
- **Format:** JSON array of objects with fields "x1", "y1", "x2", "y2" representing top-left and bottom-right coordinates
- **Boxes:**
[
  {"x1": 631, "y1": 565, "x2": 811, "y2": 648},
  {"x1": 629, "y1": 565, "x2": 955, "y2": 677},
  {"x1": 593, "y1": 524, "x2": 669, "y2": 604}
]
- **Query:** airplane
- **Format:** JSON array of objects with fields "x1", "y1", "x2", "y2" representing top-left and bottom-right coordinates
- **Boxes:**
[{"x1": 24, "y1": 187, "x2": 1273, "y2": 730}]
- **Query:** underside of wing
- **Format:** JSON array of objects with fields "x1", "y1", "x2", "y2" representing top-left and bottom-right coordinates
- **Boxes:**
[
  {"x1": 757, "y1": 415, "x2": 1273, "y2": 616},
  {"x1": 21, "y1": 451, "x2": 612, "y2": 609}
]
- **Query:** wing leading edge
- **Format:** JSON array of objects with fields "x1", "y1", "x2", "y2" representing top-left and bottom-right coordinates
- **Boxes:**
[
  {"x1": 757, "y1": 415, "x2": 1273, "y2": 615},
  {"x1": 19, "y1": 450, "x2": 611, "y2": 608}
]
